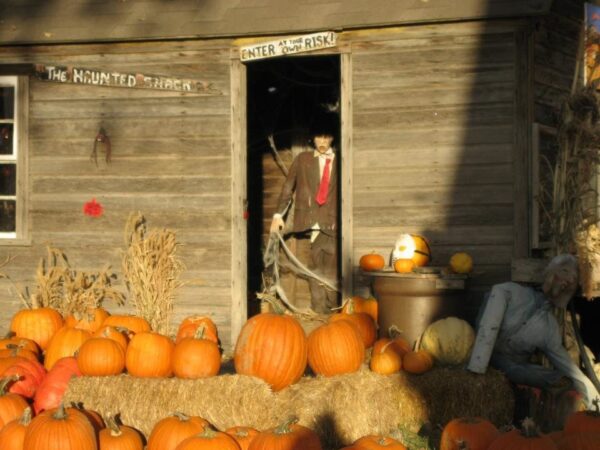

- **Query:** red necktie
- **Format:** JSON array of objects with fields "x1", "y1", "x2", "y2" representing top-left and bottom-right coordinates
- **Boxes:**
[{"x1": 315, "y1": 158, "x2": 331, "y2": 206}]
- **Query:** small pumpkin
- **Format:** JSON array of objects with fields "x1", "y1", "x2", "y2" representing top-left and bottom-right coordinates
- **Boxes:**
[
  {"x1": 372, "y1": 328, "x2": 411, "y2": 356},
  {"x1": 98, "y1": 415, "x2": 144, "y2": 450},
  {"x1": 307, "y1": 320, "x2": 365, "y2": 377},
  {"x1": 176, "y1": 426, "x2": 242, "y2": 450},
  {"x1": 439, "y1": 417, "x2": 500, "y2": 450},
  {"x1": 10, "y1": 307, "x2": 64, "y2": 350},
  {"x1": 0, "y1": 344, "x2": 40, "y2": 363},
  {"x1": 64, "y1": 307, "x2": 110, "y2": 333},
  {"x1": 125, "y1": 331, "x2": 174, "y2": 378},
  {"x1": 393, "y1": 259, "x2": 415, "y2": 274},
  {"x1": 93, "y1": 325, "x2": 129, "y2": 353},
  {"x1": 402, "y1": 350, "x2": 434, "y2": 374},
  {"x1": 359, "y1": 253, "x2": 385, "y2": 272},
  {"x1": 0, "y1": 337, "x2": 41, "y2": 357},
  {"x1": 101, "y1": 315, "x2": 151, "y2": 337},
  {"x1": 329, "y1": 312, "x2": 377, "y2": 349},
  {"x1": 176, "y1": 316, "x2": 219, "y2": 345},
  {"x1": 77, "y1": 337, "x2": 126, "y2": 376},
  {"x1": 225, "y1": 426, "x2": 259, "y2": 450},
  {"x1": 0, "y1": 406, "x2": 32, "y2": 450},
  {"x1": 44, "y1": 326, "x2": 92, "y2": 370},
  {"x1": 341, "y1": 296, "x2": 378, "y2": 325},
  {"x1": 172, "y1": 326, "x2": 221, "y2": 379},
  {"x1": 23, "y1": 404, "x2": 97, "y2": 450},
  {"x1": 419, "y1": 317, "x2": 475, "y2": 366},
  {"x1": 369, "y1": 341, "x2": 402, "y2": 375},
  {"x1": 234, "y1": 313, "x2": 307, "y2": 391},
  {"x1": 449, "y1": 252, "x2": 473, "y2": 274},
  {"x1": 487, "y1": 418, "x2": 557, "y2": 450},
  {"x1": 352, "y1": 435, "x2": 407, "y2": 449},
  {"x1": 147, "y1": 412, "x2": 209, "y2": 450},
  {"x1": 0, "y1": 376, "x2": 29, "y2": 429},
  {"x1": 248, "y1": 418, "x2": 322, "y2": 450}
]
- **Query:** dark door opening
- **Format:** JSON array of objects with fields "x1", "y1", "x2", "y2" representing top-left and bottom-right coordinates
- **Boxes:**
[{"x1": 246, "y1": 55, "x2": 341, "y2": 317}]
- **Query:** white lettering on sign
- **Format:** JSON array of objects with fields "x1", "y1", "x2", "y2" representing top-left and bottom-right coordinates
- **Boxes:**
[
  {"x1": 34, "y1": 64, "x2": 218, "y2": 94},
  {"x1": 240, "y1": 31, "x2": 337, "y2": 61}
]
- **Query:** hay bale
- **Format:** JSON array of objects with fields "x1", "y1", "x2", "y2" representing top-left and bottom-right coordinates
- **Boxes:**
[
  {"x1": 64, "y1": 366, "x2": 513, "y2": 447},
  {"x1": 64, "y1": 373, "x2": 279, "y2": 436}
]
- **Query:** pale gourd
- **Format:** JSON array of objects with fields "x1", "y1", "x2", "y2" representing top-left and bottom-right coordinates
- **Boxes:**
[{"x1": 419, "y1": 316, "x2": 475, "y2": 366}]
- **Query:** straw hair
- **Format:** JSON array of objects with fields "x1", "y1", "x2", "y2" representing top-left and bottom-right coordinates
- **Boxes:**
[{"x1": 122, "y1": 212, "x2": 184, "y2": 335}]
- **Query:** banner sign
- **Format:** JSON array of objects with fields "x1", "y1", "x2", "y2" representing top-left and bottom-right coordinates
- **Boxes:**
[
  {"x1": 240, "y1": 31, "x2": 337, "y2": 62},
  {"x1": 34, "y1": 64, "x2": 218, "y2": 94}
]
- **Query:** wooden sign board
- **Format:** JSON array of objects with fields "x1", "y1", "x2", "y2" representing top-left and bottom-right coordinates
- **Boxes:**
[
  {"x1": 239, "y1": 31, "x2": 337, "y2": 62},
  {"x1": 34, "y1": 64, "x2": 218, "y2": 94}
]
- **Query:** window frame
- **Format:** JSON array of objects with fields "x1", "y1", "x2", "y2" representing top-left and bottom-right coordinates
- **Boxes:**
[{"x1": 0, "y1": 75, "x2": 30, "y2": 245}]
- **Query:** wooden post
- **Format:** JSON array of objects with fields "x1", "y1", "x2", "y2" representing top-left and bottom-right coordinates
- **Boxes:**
[{"x1": 341, "y1": 52, "x2": 353, "y2": 298}]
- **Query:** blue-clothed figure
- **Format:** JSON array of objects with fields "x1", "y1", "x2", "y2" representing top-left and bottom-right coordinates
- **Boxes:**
[{"x1": 467, "y1": 254, "x2": 600, "y2": 408}]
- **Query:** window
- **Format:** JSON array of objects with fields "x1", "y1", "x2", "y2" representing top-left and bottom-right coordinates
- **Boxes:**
[{"x1": 0, "y1": 76, "x2": 29, "y2": 244}]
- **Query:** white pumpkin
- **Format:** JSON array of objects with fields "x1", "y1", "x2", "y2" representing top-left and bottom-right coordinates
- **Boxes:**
[{"x1": 419, "y1": 316, "x2": 475, "y2": 366}]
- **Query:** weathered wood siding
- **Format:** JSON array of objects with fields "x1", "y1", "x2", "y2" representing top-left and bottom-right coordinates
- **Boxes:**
[
  {"x1": 0, "y1": 41, "x2": 235, "y2": 347},
  {"x1": 348, "y1": 22, "x2": 520, "y2": 317}
]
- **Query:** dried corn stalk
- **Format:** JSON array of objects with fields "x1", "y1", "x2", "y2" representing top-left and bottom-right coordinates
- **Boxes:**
[{"x1": 122, "y1": 212, "x2": 183, "y2": 334}]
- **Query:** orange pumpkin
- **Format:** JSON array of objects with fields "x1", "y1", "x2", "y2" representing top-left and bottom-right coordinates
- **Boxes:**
[
  {"x1": 487, "y1": 418, "x2": 557, "y2": 450},
  {"x1": 64, "y1": 307, "x2": 110, "y2": 333},
  {"x1": 440, "y1": 417, "x2": 500, "y2": 450},
  {"x1": 234, "y1": 313, "x2": 307, "y2": 391},
  {"x1": 352, "y1": 435, "x2": 407, "y2": 449},
  {"x1": 177, "y1": 427, "x2": 242, "y2": 450},
  {"x1": 0, "y1": 406, "x2": 32, "y2": 450},
  {"x1": 23, "y1": 404, "x2": 97, "y2": 450},
  {"x1": 341, "y1": 296, "x2": 378, "y2": 325},
  {"x1": 147, "y1": 412, "x2": 209, "y2": 450},
  {"x1": 176, "y1": 315, "x2": 219, "y2": 345},
  {"x1": 556, "y1": 431, "x2": 600, "y2": 450},
  {"x1": 402, "y1": 350, "x2": 434, "y2": 374},
  {"x1": 76, "y1": 337, "x2": 126, "y2": 376},
  {"x1": 307, "y1": 320, "x2": 365, "y2": 377},
  {"x1": 369, "y1": 341, "x2": 402, "y2": 375},
  {"x1": 101, "y1": 315, "x2": 151, "y2": 337},
  {"x1": 98, "y1": 415, "x2": 144, "y2": 450},
  {"x1": 393, "y1": 259, "x2": 415, "y2": 274},
  {"x1": 0, "y1": 345, "x2": 40, "y2": 363},
  {"x1": 372, "y1": 334, "x2": 411, "y2": 357},
  {"x1": 359, "y1": 253, "x2": 385, "y2": 272},
  {"x1": 172, "y1": 326, "x2": 221, "y2": 379},
  {"x1": 126, "y1": 331, "x2": 174, "y2": 377},
  {"x1": 44, "y1": 326, "x2": 92, "y2": 370},
  {"x1": 0, "y1": 377, "x2": 28, "y2": 429},
  {"x1": 225, "y1": 426, "x2": 259, "y2": 450},
  {"x1": 93, "y1": 325, "x2": 129, "y2": 352},
  {"x1": 0, "y1": 337, "x2": 41, "y2": 357},
  {"x1": 248, "y1": 418, "x2": 322, "y2": 450},
  {"x1": 564, "y1": 400, "x2": 600, "y2": 434},
  {"x1": 10, "y1": 307, "x2": 64, "y2": 350},
  {"x1": 329, "y1": 312, "x2": 377, "y2": 348}
]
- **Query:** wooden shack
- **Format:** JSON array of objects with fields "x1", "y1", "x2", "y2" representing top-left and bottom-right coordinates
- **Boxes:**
[{"x1": 0, "y1": 0, "x2": 583, "y2": 350}]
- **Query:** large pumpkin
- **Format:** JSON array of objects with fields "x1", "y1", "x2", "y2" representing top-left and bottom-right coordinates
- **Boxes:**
[
  {"x1": 1, "y1": 357, "x2": 46, "y2": 398},
  {"x1": 234, "y1": 313, "x2": 307, "y2": 391},
  {"x1": 172, "y1": 327, "x2": 221, "y2": 379},
  {"x1": 487, "y1": 419, "x2": 557, "y2": 450},
  {"x1": 556, "y1": 431, "x2": 600, "y2": 450},
  {"x1": 419, "y1": 317, "x2": 475, "y2": 366},
  {"x1": 147, "y1": 412, "x2": 208, "y2": 450},
  {"x1": 341, "y1": 296, "x2": 378, "y2": 325},
  {"x1": 352, "y1": 435, "x2": 407, "y2": 449},
  {"x1": 307, "y1": 320, "x2": 365, "y2": 377},
  {"x1": 329, "y1": 312, "x2": 377, "y2": 348},
  {"x1": 10, "y1": 307, "x2": 64, "y2": 350},
  {"x1": 176, "y1": 427, "x2": 242, "y2": 450},
  {"x1": 225, "y1": 426, "x2": 259, "y2": 450},
  {"x1": 564, "y1": 400, "x2": 600, "y2": 434},
  {"x1": 176, "y1": 315, "x2": 219, "y2": 344},
  {"x1": 248, "y1": 418, "x2": 322, "y2": 450},
  {"x1": 391, "y1": 234, "x2": 431, "y2": 267},
  {"x1": 76, "y1": 337, "x2": 126, "y2": 376},
  {"x1": 126, "y1": 331, "x2": 174, "y2": 377},
  {"x1": 440, "y1": 417, "x2": 500, "y2": 450},
  {"x1": 23, "y1": 404, "x2": 97, "y2": 450}
]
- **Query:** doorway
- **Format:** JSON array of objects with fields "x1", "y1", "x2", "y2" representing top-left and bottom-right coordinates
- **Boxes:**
[{"x1": 246, "y1": 55, "x2": 341, "y2": 316}]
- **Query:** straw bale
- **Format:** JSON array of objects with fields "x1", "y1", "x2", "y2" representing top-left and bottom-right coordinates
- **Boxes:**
[
  {"x1": 63, "y1": 373, "x2": 279, "y2": 436},
  {"x1": 64, "y1": 366, "x2": 513, "y2": 447}
]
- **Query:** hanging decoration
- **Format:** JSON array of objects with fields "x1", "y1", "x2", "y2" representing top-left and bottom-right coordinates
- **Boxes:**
[
  {"x1": 83, "y1": 198, "x2": 104, "y2": 217},
  {"x1": 90, "y1": 127, "x2": 111, "y2": 166}
]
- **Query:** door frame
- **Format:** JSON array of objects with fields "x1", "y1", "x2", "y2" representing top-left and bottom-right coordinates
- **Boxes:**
[{"x1": 229, "y1": 45, "x2": 353, "y2": 345}]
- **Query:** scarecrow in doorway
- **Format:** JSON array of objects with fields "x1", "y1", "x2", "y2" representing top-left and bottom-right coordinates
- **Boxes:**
[
  {"x1": 467, "y1": 254, "x2": 600, "y2": 409},
  {"x1": 270, "y1": 114, "x2": 339, "y2": 314}
]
